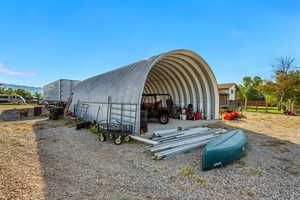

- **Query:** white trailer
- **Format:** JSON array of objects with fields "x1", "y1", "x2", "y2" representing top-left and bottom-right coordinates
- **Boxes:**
[
  {"x1": 0, "y1": 94, "x2": 26, "y2": 103},
  {"x1": 43, "y1": 79, "x2": 81, "y2": 102}
]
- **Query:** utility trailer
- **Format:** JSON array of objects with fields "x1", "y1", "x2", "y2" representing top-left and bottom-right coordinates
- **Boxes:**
[{"x1": 43, "y1": 79, "x2": 81, "y2": 103}]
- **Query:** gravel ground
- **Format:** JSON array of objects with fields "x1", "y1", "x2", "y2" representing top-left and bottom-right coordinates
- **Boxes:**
[
  {"x1": 1, "y1": 114, "x2": 300, "y2": 200},
  {"x1": 36, "y1": 120, "x2": 300, "y2": 200}
]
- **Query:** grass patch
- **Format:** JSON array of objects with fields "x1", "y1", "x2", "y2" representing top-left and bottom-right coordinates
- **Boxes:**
[
  {"x1": 245, "y1": 167, "x2": 265, "y2": 176},
  {"x1": 241, "y1": 106, "x2": 283, "y2": 114},
  {"x1": 152, "y1": 165, "x2": 168, "y2": 172},
  {"x1": 179, "y1": 167, "x2": 194, "y2": 176},
  {"x1": 64, "y1": 120, "x2": 77, "y2": 128},
  {"x1": 192, "y1": 175, "x2": 210, "y2": 185},
  {"x1": 126, "y1": 139, "x2": 139, "y2": 144},
  {"x1": 88, "y1": 126, "x2": 99, "y2": 135}
]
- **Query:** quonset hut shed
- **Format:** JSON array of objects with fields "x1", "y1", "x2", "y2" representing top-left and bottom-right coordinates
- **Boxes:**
[{"x1": 70, "y1": 49, "x2": 219, "y2": 134}]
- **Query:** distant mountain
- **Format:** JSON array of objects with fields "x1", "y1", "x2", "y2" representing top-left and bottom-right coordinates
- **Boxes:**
[{"x1": 1, "y1": 83, "x2": 42, "y2": 94}]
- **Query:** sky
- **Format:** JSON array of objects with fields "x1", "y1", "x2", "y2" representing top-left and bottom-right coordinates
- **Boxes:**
[{"x1": 0, "y1": 0, "x2": 300, "y2": 87}]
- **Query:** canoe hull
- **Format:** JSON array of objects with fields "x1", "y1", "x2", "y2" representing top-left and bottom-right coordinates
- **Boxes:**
[{"x1": 202, "y1": 130, "x2": 247, "y2": 170}]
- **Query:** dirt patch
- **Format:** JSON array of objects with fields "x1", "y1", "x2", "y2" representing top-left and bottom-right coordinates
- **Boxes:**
[
  {"x1": 0, "y1": 118, "x2": 46, "y2": 200},
  {"x1": 0, "y1": 118, "x2": 69, "y2": 200},
  {"x1": 212, "y1": 112, "x2": 300, "y2": 145},
  {"x1": 0, "y1": 105, "x2": 34, "y2": 111}
]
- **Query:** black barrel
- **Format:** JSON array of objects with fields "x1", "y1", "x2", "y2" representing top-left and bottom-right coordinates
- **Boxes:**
[
  {"x1": 34, "y1": 107, "x2": 42, "y2": 116},
  {"x1": 140, "y1": 110, "x2": 148, "y2": 132},
  {"x1": 49, "y1": 107, "x2": 64, "y2": 120}
]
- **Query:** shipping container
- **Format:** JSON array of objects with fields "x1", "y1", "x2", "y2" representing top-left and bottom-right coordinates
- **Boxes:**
[{"x1": 43, "y1": 79, "x2": 81, "y2": 102}]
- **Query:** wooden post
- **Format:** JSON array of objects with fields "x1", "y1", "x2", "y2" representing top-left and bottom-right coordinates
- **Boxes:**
[
  {"x1": 256, "y1": 101, "x2": 258, "y2": 112},
  {"x1": 288, "y1": 99, "x2": 291, "y2": 112},
  {"x1": 241, "y1": 100, "x2": 243, "y2": 111}
]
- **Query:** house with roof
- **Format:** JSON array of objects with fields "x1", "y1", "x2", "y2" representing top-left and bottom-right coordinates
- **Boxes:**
[{"x1": 218, "y1": 83, "x2": 238, "y2": 106}]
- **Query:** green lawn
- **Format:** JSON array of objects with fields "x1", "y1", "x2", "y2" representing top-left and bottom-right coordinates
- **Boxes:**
[{"x1": 241, "y1": 106, "x2": 283, "y2": 114}]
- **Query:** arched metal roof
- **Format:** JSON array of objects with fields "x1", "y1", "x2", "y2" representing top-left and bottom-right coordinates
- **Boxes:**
[{"x1": 71, "y1": 49, "x2": 219, "y2": 133}]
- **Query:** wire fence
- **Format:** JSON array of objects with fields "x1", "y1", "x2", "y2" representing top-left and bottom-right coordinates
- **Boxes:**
[{"x1": 74, "y1": 98, "x2": 139, "y2": 133}]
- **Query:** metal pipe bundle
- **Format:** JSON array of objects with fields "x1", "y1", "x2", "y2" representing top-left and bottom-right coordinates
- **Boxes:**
[
  {"x1": 153, "y1": 139, "x2": 213, "y2": 159},
  {"x1": 149, "y1": 134, "x2": 218, "y2": 152},
  {"x1": 141, "y1": 127, "x2": 227, "y2": 159},
  {"x1": 152, "y1": 128, "x2": 210, "y2": 142},
  {"x1": 153, "y1": 127, "x2": 210, "y2": 137}
]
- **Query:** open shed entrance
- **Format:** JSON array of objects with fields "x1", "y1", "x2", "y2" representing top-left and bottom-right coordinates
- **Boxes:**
[{"x1": 140, "y1": 51, "x2": 218, "y2": 132}]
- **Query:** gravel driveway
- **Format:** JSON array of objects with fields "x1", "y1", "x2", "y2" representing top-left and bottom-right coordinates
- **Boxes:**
[{"x1": 33, "y1": 119, "x2": 300, "y2": 200}]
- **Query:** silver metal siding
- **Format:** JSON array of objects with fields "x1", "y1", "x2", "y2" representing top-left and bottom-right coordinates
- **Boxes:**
[
  {"x1": 71, "y1": 49, "x2": 219, "y2": 134},
  {"x1": 43, "y1": 79, "x2": 81, "y2": 102},
  {"x1": 43, "y1": 80, "x2": 60, "y2": 101}
]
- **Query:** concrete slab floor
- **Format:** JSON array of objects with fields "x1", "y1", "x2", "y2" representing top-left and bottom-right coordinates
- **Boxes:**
[{"x1": 146, "y1": 119, "x2": 219, "y2": 135}]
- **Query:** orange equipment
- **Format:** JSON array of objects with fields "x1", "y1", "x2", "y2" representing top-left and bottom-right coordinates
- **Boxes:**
[{"x1": 224, "y1": 110, "x2": 239, "y2": 120}]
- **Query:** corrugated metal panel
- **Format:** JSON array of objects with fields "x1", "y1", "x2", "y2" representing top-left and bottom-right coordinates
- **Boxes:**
[
  {"x1": 43, "y1": 80, "x2": 60, "y2": 101},
  {"x1": 60, "y1": 79, "x2": 81, "y2": 101},
  {"x1": 43, "y1": 79, "x2": 81, "y2": 102},
  {"x1": 71, "y1": 49, "x2": 219, "y2": 134}
]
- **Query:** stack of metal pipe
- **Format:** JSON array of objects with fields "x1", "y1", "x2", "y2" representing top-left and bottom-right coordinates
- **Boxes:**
[{"x1": 145, "y1": 127, "x2": 227, "y2": 159}]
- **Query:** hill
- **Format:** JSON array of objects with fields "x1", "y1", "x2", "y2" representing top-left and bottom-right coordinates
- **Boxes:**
[{"x1": 1, "y1": 83, "x2": 42, "y2": 94}]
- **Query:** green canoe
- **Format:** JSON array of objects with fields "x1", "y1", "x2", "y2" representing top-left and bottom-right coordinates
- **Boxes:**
[{"x1": 202, "y1": 129, "x2": 247, "y2": 170}]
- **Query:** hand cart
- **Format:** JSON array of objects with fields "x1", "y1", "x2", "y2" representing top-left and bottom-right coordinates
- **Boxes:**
[{"x1": 97, "y1": 122, "x2": 133, "y2": 145}]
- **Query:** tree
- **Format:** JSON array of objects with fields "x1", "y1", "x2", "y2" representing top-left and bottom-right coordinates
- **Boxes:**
[
  {"x1": 273, "y1": 56, "x2": 295, "y2": 75},
  {"x1": 257, "y1": 80, "x2": 276, "y2": 110},
  {"x1": 0, "y1": 83, "x2": 5, "y2": 94},
  {"x1": 270, "y1": 57, "x2": 300, "y2": 110},
  {"x1": 34, "y1": 92, "x2": 42, "y2": 100},
  {"x1": 259, "y1": 57, "x2": 300, "y2": 110},
  {"x1": 5, "y1": 88, "x2": 15, "y2": 95},
  {"x1": 237, "y1": 76, "x2": 264, "y2": 110},
  {"x1": 238, "y1": 85, "x2": 250, "y2": 111},
  {"x1": 264, "y1": 95, "x2": 277, "y2": 106},
  {"x1": 14, "y1": 89, "x2": 32, "y2": 99}
]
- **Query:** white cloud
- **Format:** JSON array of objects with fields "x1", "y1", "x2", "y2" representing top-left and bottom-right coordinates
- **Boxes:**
[{"x1": 0, "y1": 63, "x2": 37, "y2": 76}]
